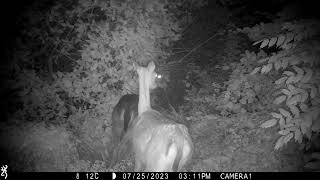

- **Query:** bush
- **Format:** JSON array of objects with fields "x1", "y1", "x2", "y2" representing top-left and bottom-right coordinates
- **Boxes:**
[
  {"x1": 241, "y1": 19, "x2": 320, "y2": 150},
  {"x1": 5, "y1": 0, "x2": 208, "y2": 171}
]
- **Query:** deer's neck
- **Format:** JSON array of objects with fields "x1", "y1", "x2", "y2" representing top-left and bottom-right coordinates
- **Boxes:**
[{"x1": 138, "y1": 72, "x2": 151, "y2": 115}]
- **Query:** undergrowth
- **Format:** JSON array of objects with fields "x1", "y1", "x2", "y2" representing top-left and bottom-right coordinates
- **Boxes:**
[
  {"x1": 1, "y1": 0, "x2": 319, "y2": 172},
  {"x1": 184, "y1": 17, "x2": 320, "y2": 171},
  {"x1": 1, "y1": 0, "x2": 208, "y2": 172}
]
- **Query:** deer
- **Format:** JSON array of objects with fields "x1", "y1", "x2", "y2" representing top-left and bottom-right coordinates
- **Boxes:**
[
  {"x1": 111, "y1": 61, "x2": 193, "y2": 171},
  {"x1": 110, "y1": 94, "x2": 138, "y2": 157},
  {"x1": 109, "y1": 67, "x2": 163, "y2": 166}
]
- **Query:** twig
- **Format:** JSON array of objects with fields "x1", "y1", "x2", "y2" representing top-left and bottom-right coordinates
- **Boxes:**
[{"x1": 177, "y1": 31, "x2": 223, "y2": 63}]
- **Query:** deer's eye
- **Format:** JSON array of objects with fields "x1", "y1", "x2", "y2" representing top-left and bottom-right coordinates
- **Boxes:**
[{"x1": 155, "y1": 73, "x2": 162, "y2": 79}]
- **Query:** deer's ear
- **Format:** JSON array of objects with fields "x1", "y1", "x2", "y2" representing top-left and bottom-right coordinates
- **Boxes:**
[
  {"x1": 133, "y1": 62, "x2": 138, "y2": 71},
  {"x1": 134, "y1": 62, "x2": 143, "y2": 76},
  {"x1": 147, "y1": 61, "x2": 155, "y2": 72}
]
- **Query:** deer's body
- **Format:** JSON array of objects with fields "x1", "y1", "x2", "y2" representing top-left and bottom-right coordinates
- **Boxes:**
[
  {"x1": 129, "y1": 109, "x2": 193, "y2": 171},
  {"x1": 111, "y1": 94, "x2": 139, "y2": 145}
]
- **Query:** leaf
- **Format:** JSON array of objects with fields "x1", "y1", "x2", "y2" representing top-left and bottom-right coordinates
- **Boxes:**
[
  {"x1": 285, "y1": 33, "x2": 294, "y2": 44},
  {"x1": 268, "y1": 37, "x2": 277, "y2": 47},
  {"x1": 288, "y1": 104, "x2": 300, "y2": 117},
  {"x1": 279, "y1": 108, "x2": 291, "y2": 118},
  {"x1": 275, "y1": 77, "x2": 288, "y2": 84},
  {"x1": 260, "y1": 39, "x2": 269, "y2": 48},
  {"x1": 311, "y1": 86, "x2": 317, "y2": 98},
  {"x1": 301, "y1": 113, "x2": 313, "y2": 130},
  {"x1": 300, "y1": 103, "x2": 309, "y2": 112},
  {"x1": 289, "y1": 57, "x2": 300, "y2": 65},
  {"x1": 281, "y1": 89, "x2": 292, "y2": 96},
  {"x1": 284, "y1": 123, "x2": 296, "y2": 129},
  {"x1": 301, "y1": 68, "x2": 313, "y2": 83},
  {"x1": 275, "y1": 136, "x2": 285, "y2": 150},
  {"x1": 279, "y1": 129, "x2": 290, "y2": 135},
  {"x1": 271, "y1": 112, "x2": 283, "y2": 119},
  {"x1": 92, "y1": 63, "x2": 98, "y2": 70},
  {"x1": 285, "y1": 42, "x2": 293, "y2": 49},
  {"x1": 261, "y1": 119, "x2": 278, "y2": 128},
  {"x1": 253, "y1": 39, "x2": 264, "y2": 46},
  {"x1": 306, "y1": 128, "x2": 312, "y2": 139},
  {"x1": 281, "y1": 59, "x2": 289, "y2": 69},
  {"x1": 286, "y1": 76, "x2": 296, "y2": 84},
  {"x1": 294, "y1": 128, "x2": 302, "y2": 143},
  {"x1": 279, "y1": 117, "x2": 285, "y2": 129},
  {"x1": 292, "y1": 66, "x2": 304, "y2": 75},
  {"x1": 293, "y1": 74, "x2": 303, "y2": 83},
  {"x1": 273, "y1": 95, "x2": 286, "y2": 104},
  {"x1": 250, "y1": 67, "x2": 261, "y2": 75},
  {"x1": 268, "y1": 55, "x2": 277, "y2": 63},
  {"x1": 286, "y1": 94, "x2": 301, "y2": 105},
  {"x1": 301, "y1": 83, "x2": 313, "y2": 90},
  {"x1": 261, "y1": 63, "x2": 273, "y2": 74},
  {"x1": 287, "y1": 84, "x2": 298, "y2": 94},
  {"x1": 274, "y1": 60, "x2": 282, "y2": 70},
  {"x1": 276, "y1": 34, "x2": 286, "y2": 47},
  {"x1": 239, "y1": 98, "x2": 247, "y2": 104},
  {"x1": 283, "y1": 132, "x2": 294, "y2": 144},
  {"x1": 257, "y1": 57, "x2": 269, "y2": 63},
  {"x1": 283, "y1": 71, "x2": 295, "y2": 77},
  {"x1": 300, "y1": 90, "x2": 309, "y2": 102}
]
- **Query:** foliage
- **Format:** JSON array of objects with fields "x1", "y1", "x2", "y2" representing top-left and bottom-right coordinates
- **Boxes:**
[
  {"x1": 68, "y1": 160, "x2": 107, "y2": 172},
  {"x1": 0, "y1": 122, "x2": 76, "y2": 171},
  {"x1": 251, "y1": 20, "x2": 320, "y2": 50},
  {"x1": 241, "y1": 19, "x2": 320, "y2": 150},
  {"x1": 304, "y1": 152, "x2": 320, "y2": 171},
  {"x1": 303, "y1": 134, "x2": 320, "y2": 171},
  {"x1": 11, "y1": 0, "x2": 209, "y2": 124},
  {"x1": 6, "y1": 0, "x2": 208, "y2": 171},
  {"x1": 217, "y1": 50, "x2": 276, "y2": 115},
  {"x1": 10, "y1": 70, "x2": 67, "y2": 123},
  {"x1": 241, "y1": 19, "x2": 320, "y2": 47}
]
